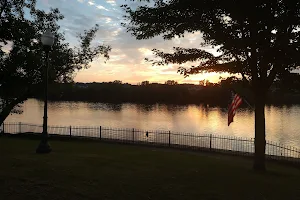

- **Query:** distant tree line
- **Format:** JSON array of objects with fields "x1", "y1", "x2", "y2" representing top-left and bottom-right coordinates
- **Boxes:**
[{"x1": 34, "y1": 75, "x2": 300, "y2": 106}]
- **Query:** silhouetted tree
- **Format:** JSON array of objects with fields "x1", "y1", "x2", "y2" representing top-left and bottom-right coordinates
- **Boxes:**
[
  {"x1": 113, "y1": 80, "x2": 122, "y2": 84},
  {"x1": 0, "y1": 2, "x2": 111, "y2": 125},
  {"x1": 165, "y1": 80, "x2": 178, "y2": 85},
  {"x1": 205, "y1": 80, "x2": 215, "y2": 87},
  {"x1": 42, "y1": 81, "x2": 299, "y2": 105},
  {"x1": 141, "y1": 80, "x2": 150, "y2": 86},
  {"x1": 123, "y1": 0, "x2": 300, "y2": 171},
  {"x1": 199, "y1": 80, "x2": 205, "y2": 86}
]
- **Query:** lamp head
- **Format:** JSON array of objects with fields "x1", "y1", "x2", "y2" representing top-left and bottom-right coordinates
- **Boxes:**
[{"x1": 41, "y1": 29, "x2": 54, "y2": 47}]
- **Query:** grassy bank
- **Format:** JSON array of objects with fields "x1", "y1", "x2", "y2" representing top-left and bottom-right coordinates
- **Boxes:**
[{"x1": 0, "y1": 137, "x2": 299, "y2": 200}]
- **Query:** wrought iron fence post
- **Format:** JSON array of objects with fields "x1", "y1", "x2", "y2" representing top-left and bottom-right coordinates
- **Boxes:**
[
  {"x1": 209, "y1": 134, "x2": 212, "y2": 151},
  {"x1": 132, "y1": 128, "x2": 135, "y2": 143},
  {"x1": 99, "y1": 126, "x2": 102, "y2": 140},
  {"x1": 69, "y1": 126, "x2": 72, "y2": 138},
  {"x1": 169, "y1": 131, "x2": 171, "y2": 147},
  {"x1": 19, "y1": 122, "x2": 22, "y2": 134},
  {"x1": 0, "y1": 123, "x2": 4, "y2": 135}
]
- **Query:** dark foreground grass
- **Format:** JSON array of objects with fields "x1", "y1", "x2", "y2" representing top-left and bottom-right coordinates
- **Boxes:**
[{"x1": 0, "y1": 137, "x2": 299, "y2": 200}]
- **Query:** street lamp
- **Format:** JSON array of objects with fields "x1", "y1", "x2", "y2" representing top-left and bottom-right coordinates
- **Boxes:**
[{"x1": 36, "y1": 29, "x2": 54, "y2": 154}]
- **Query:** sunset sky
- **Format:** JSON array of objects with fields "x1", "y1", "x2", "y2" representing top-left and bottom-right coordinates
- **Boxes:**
[{"x1": 36, "y1": 0, "x2": 228, "y2": 84}]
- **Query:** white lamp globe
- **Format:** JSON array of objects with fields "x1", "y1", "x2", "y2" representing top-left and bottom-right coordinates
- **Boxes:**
[{"x1": 41, "y1": 29, "x2": 54, "y2": 46}]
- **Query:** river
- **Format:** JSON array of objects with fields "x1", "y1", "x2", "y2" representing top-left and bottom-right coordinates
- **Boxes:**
[{"x1": 5, "y1": 99, "x2": 300, "y2": 148}]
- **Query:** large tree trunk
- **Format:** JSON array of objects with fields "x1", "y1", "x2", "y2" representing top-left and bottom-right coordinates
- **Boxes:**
[
  {"x1": 253, "y1": 89, "x2": 266, "y2": 171},
  {"x1": 0, "y1": 105, "x2": 12, "y2": 126},
  {"x1": 0, "y1": 97, "x2": 27, "y2": 126}
]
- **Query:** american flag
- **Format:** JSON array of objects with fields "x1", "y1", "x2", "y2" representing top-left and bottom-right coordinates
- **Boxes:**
[{"x1": 228, "y1": 91, "x2": 243, "y2": 126}]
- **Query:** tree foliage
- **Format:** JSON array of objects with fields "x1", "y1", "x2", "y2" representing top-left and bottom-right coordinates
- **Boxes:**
[
  {"x1": 122, "y1": 0, "x2": 300, "y2": 171},
  {"x1": 123, "y1": 0, "x2": 300, "y2": 85},
  {"x1": 40, "y1": 81, "x2": 229, "y2": 106},
  {"x1": 165, "y1": 80, "x2": 178, "y2": 85},
  {"x1": 0, "y1": 0, "x2": 111, "y2": 124}
]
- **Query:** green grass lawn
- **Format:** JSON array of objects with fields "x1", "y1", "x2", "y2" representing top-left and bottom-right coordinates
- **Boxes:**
[{"x1": 0, "y1": 137, "x2": 299, "y2": 200}]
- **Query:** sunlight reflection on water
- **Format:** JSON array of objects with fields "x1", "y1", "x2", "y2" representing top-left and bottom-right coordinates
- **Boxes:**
[{"x1": 5, "y1": 99, "x2": 300, "y2": 147}]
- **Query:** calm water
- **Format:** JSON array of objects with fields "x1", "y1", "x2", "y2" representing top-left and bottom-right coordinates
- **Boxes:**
[{"x1": 5, "y1": 99, "x2": 300, "y2": 148}]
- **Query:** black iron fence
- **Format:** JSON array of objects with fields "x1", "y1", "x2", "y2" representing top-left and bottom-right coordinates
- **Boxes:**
[{"x1": 1, "y1": 122, "x2": 300, "y2": 163}]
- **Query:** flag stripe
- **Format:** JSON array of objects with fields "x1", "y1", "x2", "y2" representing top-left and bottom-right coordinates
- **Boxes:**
[{"x1": 228, "y1": 92, "x2": 243, "y2": 126}]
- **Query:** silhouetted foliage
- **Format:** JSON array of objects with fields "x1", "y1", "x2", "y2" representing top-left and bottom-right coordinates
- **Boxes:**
[
  {"x1": 122, "y1": 0, "x2": 300, "y2": 171},
  {"x1": 0, "y1": 1, "x2": 111, "y2": 125},
  {"x1": 37, "y1": 82, "x2": 226, "y2": 106},
  {"x1": 141, "y1": 81, "x2": 150, "y2": 86},
  {"x1": 113, "y1": 80, "x2": 122, "y2": 84},
  {"x1": 165, "y1": 80, "x2": 178, "y2": 85},
  {"x1": 34, "y1": 78, "x2": 300, "y2": 106}
]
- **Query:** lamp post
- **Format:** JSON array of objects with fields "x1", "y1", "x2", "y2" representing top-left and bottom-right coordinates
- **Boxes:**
[{"x1": 36, "y1": 29, "x2": 54, "y2": 154}]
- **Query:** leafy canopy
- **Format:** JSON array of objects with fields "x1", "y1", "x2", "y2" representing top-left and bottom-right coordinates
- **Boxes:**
[
  {"x1": 122, "y1": 0, "x2": 300, "y2": 91},
  {"x1": 0, "y1": 0, "x2": 111, "y2": 120}
]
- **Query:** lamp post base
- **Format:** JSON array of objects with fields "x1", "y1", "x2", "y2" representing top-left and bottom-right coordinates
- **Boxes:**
[{"x1": 36, "y1": 140, "x2": 52, "y2": 154}]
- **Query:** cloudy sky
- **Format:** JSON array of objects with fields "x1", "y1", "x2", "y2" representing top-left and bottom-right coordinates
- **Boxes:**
[{"x1": 37, "y1": 0, "x2": 226, "y2": 84}]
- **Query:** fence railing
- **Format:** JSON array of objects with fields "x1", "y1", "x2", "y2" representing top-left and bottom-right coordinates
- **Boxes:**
[{"x1": 1, "y1": 122, "x2": 300, "y2": 163}]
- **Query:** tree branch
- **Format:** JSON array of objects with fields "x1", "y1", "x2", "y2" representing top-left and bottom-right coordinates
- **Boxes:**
[
  {"x1": 232, "y1": 53, "x2": 250, "y2": 82},
  {"x1": 0, "y1": 94, "x2": 28, "y2": 125},
  {"x1": 0, "y1": 0, "x2": 8, "y2": 24},
  {"x1": 266, "y1": 65, "x2": 278, "y2": 89}
]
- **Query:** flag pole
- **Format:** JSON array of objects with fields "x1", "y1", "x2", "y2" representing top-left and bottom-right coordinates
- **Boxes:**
[{"x1": 230, "y1": 88, "x2": 254, "y2": 110}]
